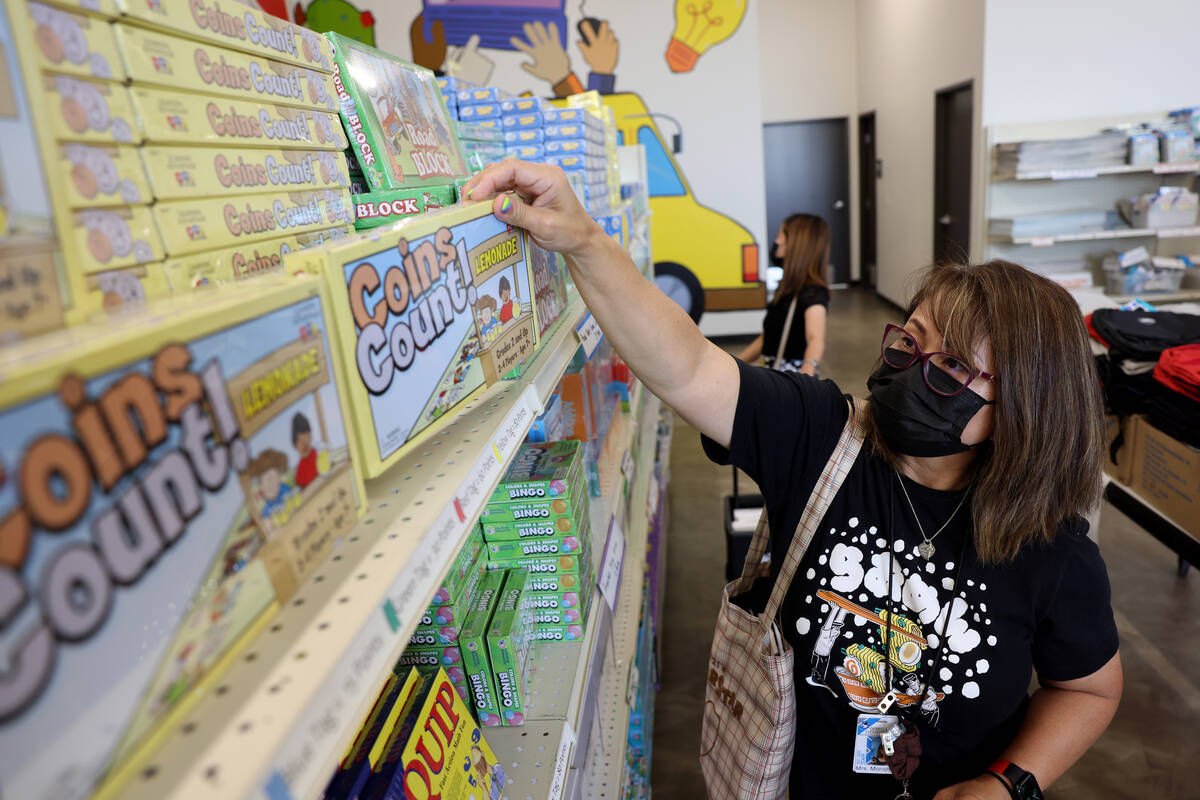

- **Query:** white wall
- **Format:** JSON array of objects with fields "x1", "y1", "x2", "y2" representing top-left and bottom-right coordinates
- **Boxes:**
[
  {"x1": 855, "y1": 0, "x2": 986, "y2": 307},
  {"x1": 982, "y1": 0, "x2": 1200, "y2": 127}
]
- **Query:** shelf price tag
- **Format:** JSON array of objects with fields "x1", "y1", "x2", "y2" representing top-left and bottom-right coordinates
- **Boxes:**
[
  {"x1": 548, "y1": 721, "x2": 576, "y2": 800},
  {"x1": 1029, "y1": 236, "x2": 1055, "y2": 247},
  {"x1": 1157, "y1": 225, "x2": 1200, "y2": 239},
  {"x1": 1154, "y1": 162, "x2": 1199, "y2": 174},
  {"x1": 597, "y1": 516, "x2": 626, "y2": 613},
  {"x1": 1050, "y1": 168, "x2": 1098, "y2": 180},
  {"x1": 575, "y1": 312, "x2": 604, "y2": 360}
]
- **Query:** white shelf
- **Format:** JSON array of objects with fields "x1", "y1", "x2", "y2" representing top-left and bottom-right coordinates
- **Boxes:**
[
  {"x1": 103, "y1": 298, "x2": 590, "y2": 800},
  {"x1": 489, "y1": 391, "x2": 664, "y2": 800},
  {"x1": 990, "y1": 225, "x2": 1200, "y2": 246},
  {"x1": 995, "y1": 161, "x2": 1200, "y2": 182}
]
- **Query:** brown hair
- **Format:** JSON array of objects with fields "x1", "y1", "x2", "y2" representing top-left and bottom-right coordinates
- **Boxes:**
[
  {"x1": 773, "y1": 213, "x2": 830, "y2": 302},
  {"x1": 475, "y1": 295, "x2": 497, "y2": 312},
  {"x1": 247, "y1": 449, "x2": 288, "y2": 479},
  {"x1": 863, "y1": 260, "x2": 1104, "y2": 563}
]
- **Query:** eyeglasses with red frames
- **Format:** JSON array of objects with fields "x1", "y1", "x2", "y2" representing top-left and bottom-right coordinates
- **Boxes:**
[{"x1": 880, "y1": 323, "x2": 997, "y2": 397}]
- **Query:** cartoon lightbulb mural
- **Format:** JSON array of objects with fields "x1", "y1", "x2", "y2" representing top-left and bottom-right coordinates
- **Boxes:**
[{"x1": 665, "y1": 0, "x2": 747, "y2": 73}]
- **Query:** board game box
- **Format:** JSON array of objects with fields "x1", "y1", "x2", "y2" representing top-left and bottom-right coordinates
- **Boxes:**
[
  {"x1": 487, "y1": 569, "x2": 533, "y2": 726},
  {"x1": 140, "y1": 146, "x2": 351, "y2": 200},
  {"x1": 458, "y1": 568, "x2": 505, "y2": 727},
  {"x1": 326, "y1": 31, "x2": 468, "y2": 191},
  {"x1": 487, "y1": 440, "x2": 582, "y2": 505},
  {"x1": 284, "y1": 201, "x2": 545, "y2": 477},
  {"x1": 161, "y1": 226, "x2": 352, "y2": 289},
  {"x1": 56, "y1": 143, "x2": 152, "y2": 208},
  {"x1": 0, "y1": 278, "x2": 364, "y2": 799},
  {"x1": 352, "y1": 185, "x2": 456, "y2": 230},
  {"x1": 27, "y1": 1, "x2": 126, "y2": 81}
]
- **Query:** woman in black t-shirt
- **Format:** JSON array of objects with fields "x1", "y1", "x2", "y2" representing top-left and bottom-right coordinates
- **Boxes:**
[
  {"x1": 463, "y1": 163, "x2": 1123, "y2": 800},
  {"x1": 737, "y1": 213, "x2": 830, "y2": 374}
]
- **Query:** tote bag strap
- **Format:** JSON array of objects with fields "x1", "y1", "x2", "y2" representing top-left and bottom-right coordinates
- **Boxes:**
[
  {"x1": 773, "y1": 294, "x2": 800, "y2": 366},
  {"x1": 760, "y1": 400, "x2": 865, "y2": 630}
]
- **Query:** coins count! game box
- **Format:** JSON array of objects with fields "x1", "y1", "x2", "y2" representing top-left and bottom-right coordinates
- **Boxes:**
[
  {"x1": 326, "y1": 31, "x2": 468, "y2": 191},
  {"x1": 0, "y1": 277, "x2": 365, "y2": 799},
  {"x1": 286, "y1": 201, "x2": 549, "y2": 477}
]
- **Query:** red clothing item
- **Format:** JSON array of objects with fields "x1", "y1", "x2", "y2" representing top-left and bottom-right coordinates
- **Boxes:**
[
  {"x1": 1154, "y1": 344, "x2": 1200, "y2": 401},
  {"x1": 295, "y1": 449, "x2": 319, "y2": 488},
  {"x1": 1085, "y1": 313, "x2": 1111, "y2": 348},
  {"x1": 499, "y1": 299, "x2": 516, "y2": 323}
]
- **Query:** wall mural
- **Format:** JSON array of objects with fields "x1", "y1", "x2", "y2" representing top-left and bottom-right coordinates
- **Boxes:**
[{"x1": 264, "y1": 0, "x2": 767, "y2": 320}]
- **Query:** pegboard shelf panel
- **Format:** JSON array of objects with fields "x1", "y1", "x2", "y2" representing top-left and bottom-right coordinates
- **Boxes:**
[{"x1": 104, "y1": 298, "x2": 588, "y2": 800}]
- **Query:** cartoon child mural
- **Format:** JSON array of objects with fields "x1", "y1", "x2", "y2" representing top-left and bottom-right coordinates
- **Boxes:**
[
  {"x1": 248, "y1": 448, "x2": 297, "y2": 521},
  {"x1": 496, "y1": 275, "x2": 520, "y2": 323},
  {"x1": 292, "y1": 412, "x2": 320, "y2": 489},
  {"x1": 475, "y1": 294, "x2": 499, "y2": 340}
]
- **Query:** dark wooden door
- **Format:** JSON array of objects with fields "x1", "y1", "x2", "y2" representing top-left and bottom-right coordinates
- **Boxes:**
[
  {"x1": 934, "y1": 82, "x2": 973, "y2": 264},
  {"x1": 858, "y1": 111, "x2": 878, "y2": 289}
]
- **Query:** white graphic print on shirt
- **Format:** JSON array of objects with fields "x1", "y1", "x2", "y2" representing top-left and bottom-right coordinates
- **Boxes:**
[{"x1": 796, "y1": 515, "x2": 995, "y2": 725}]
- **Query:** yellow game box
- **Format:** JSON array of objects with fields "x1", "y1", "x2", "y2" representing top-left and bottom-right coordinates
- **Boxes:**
[
  {"x1": 0, "y1": 276, "x2": 365, "y2": 799},
  {"x1": 41, "y1": 0, "x2": 118, "y2": 18},
  {"x1": 140, "y1": 145, "x2": 350, "y2": 201},
  {"x1": 130, "y1": 84, "x2": 347, "y2": 149},
  {"x1": 162, "y1": 224, "x2": 352, "y2": 289},
  {"x1": 114, "y1": 24, "x2": 337, "y2": 114},
  {"x1": 112, "y1": 0, "x2": 333, "y2": 73},
  {"x1": 55, "y1": 143, "x2": 153, "y2": 207},
  {"x1": 27, "y1": 1, "x2": 126, "y2": 80},
  {"x1": 44, "y1": 73, "x2": 140, "y2": 143},
  {"x1": 152, "y1": 187, "x2": 353, "y2": 256},
  {"x1": 66, "y1": 203, "x2": 165, "y2": 273},
  {"x1": 285, "y1": 200, "x2": 545, "y2": 477},
  {"x1": 70, "y1": 259, "x2": 172, "y2": 318}
]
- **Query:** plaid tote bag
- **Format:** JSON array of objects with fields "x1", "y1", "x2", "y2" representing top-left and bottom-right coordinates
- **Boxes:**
[{"x1": 700, "y1": 403, "x2": 864, "y2": 799}]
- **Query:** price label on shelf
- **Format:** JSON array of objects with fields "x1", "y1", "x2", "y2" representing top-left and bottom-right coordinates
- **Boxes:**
[
  {"x1": 597, "y1": 516, "x2": 626, "y2": 613},
  {"x1": 548, "y1": 721, "x2": 576, "y2": 800},
  {"x1": 1154, "y1": 162, "x2": 1199, "y2": 174},
  {"x1": 575, "y1": 312, "x2": 604, "y2": 360},
  {"x1": 1029, "y1": 236, "x2": 1056, "y2": 247},
  {"x1": 1050, "y1": 168, "x2": 1098, "y2": 180},
  {"x1": 1157, "y1": 225, "x2": 1200, "y2": 239}
]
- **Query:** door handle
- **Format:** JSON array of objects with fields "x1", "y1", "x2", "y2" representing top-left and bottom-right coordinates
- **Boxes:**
[
  {"x1": 833, "y1": 200, "x2": 846, "y2": 210},
  {"x1": 938, "y1": 214, "x2": 952, "y2": 225}
]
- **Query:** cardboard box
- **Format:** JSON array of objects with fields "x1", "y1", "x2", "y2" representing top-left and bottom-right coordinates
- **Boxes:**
[
  {"x1": 485, "y1": 551, "x2": 589, "y2": 576},
  {"x1": 459, "y1": 569, "x2": 506, "y2": 727},
  {"x1": 161, "y1": 225, "x2": 352, "y2": 289},
  {"x1": 72, "y1": 260, "x2": 172, "y2": 318},
  {"x1": 284, "y1": 201, "x2": 546, "y2": 477},
  {"x1": 351, "y1": 185, "x2": 456, "y2": 230},
  {"x1": 130, "y1": 85, "x2": 347, "y2": 149},
  {"x1": 488, "y1": 440, "x2": 582, "y2": 505},
  {"x1": 480, "y1": 498, "x2": 589, "y2": 541},
  {"x1": 1103, "y1": 414, "x2": 1135, "y2": 486},
  {"x1": 152, "y1": 187, "x2": 353, "y2": 256},
  {"x1": 430, "y1": 532, "x2": 484, "y2": 605},
  {"x1": 326, "y1": 31, "x2": 468, "y2": 191},
  {"x1": 27, "y1": 2, "x2": 126, "y2": 80},
  {"x1": 0, "y1": 234, "x2": 68, "y2": 341},
  {"x1": 65, "y1": 204, "x2": 164, "y2": 273},
  {"x1": 487, "y1": 569, "x2": 533, "y2": 726},
  {"x1": 0, "y1": 277, "x2": 365, "y2": 798},
  {"x1": 1130, "y1": 416, "x2": 1200, "y2": 536},
  {"x1": 113, "y1": 0, "x2": 334, "y2": 73},
  {"x1": 140, "y1": 145, "x2": 351, "y2": 200},
  {"x1": 56, "y1": 143, "x2": 152, "y2": 207},
  {"x1": 114, "y1": 25, "x2": 336, "y2": 113},
  {"x1": 42, "y1": 0, "x2": 119, "y2": 17},
  {"x1": 44, "y1": 73, "x2": 140, "y2": 143}
]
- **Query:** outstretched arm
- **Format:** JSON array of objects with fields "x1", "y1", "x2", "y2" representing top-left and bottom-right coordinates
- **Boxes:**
[{"x1": 463, "y1": 161, "x2": 741, "y2": 448}]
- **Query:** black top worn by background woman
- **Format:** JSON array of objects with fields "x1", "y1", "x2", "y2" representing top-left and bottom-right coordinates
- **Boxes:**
[
  {"x1": 703, "y1": 362, "x2": 1118, "y2": 797},
  {"x1": 761, "y1": 285, "x2": 829, "y2": 370}
]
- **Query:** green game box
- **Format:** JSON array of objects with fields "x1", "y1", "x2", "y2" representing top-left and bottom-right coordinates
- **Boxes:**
[
  {"x1": 488, "y1": 569, "x2": 534, "y2": 726},
  {"x1": 459, "y1": 568, "x2": 506, "y2": 727},
  {"x1": 326, "y1": 32, "x2": 468, "y2": 191},
  {"x1": 352, "y1": 185, "x2": 457, "y2": 230},
  {"x1": 486, "y1": 548, "x2": 589, "y2": 576},
  {"x1": 487, "y1": 440, "x2": 583, "y2": 506}
]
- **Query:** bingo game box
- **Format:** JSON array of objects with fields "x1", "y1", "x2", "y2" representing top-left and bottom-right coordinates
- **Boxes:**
[
  {"x1": 0, "y1": 278, "x2": 364, "y2": 799},
  {"x1": 459, "y1": 568, "x2": 505, "y2": 727},
  {"x1": 326, "y1": 31, "x2": 468, "y2": 191},
  {"x1": 285, "y1": 201, "x2": 547, "y2": 477}
]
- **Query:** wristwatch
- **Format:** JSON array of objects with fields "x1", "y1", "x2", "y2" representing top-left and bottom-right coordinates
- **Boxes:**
[{"x1": 985, "y1": 760, "x2": 1043, "y2": 800}]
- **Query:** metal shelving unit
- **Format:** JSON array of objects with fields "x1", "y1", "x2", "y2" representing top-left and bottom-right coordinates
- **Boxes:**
[
  {"x1": 990, "y1": 224, "x2": 1200, "y2": 246},
  {"x1": 488, "y1": 390, "x2": 665, "y2": 800},
  {"x1": 996, "y1": 160, "x2": 1200, "y2": 182},
  {"x1": 100, "y1": 298, "x2": 592, "y2": 800}
]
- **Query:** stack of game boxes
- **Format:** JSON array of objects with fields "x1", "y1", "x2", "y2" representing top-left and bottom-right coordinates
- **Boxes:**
[
  {"x1": 105, "y1": 3, "x2": 355, "y2": 295},
  {"x1": 326, "y1": 32, "x2": 465, "y2": 230},
  {"x1": 443, "y1": 81, "x2": 510, "y2": 174},
  {"x1": 479, "y1": 440, "x2": 595, "y2": 639},
  {"x1": 394, "y1": 532, "x2": 487, "y2": 706}
]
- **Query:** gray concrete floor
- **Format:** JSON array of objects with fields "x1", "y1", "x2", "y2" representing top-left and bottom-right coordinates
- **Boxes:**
[{"x1": 649, "y1": 288, "x2": 1200, "y2": 799}]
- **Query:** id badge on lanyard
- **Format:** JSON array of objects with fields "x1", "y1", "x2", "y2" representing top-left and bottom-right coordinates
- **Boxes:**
[{"x1": 851, "y1": 714, "x2": 901, "y2": 775}]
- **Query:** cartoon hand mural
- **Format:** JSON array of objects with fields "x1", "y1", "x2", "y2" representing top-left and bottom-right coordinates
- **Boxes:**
[
  {"x1": 665, "y1": 0, "x2": 747, "y2": 73},
  {"x1": 444, "y1": 34, "x2": 496, "y2": 86},
  {"x1": 409, "y1": 13, "x2": 447, "y2": 71},
  {"x1": 511, "y1": 21, "x2": 582, "y2": 98},
  {"x1": 578, "y1": 20, "x2": 619, "y2": 75}
]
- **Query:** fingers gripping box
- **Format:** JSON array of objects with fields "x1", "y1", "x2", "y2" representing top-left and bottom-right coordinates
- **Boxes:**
[
  {"x1": 459, "y1": 568, "x2": 505, "y2": 727},
  {"x1": 27, "y1": 2, "x2": 126, "y2": 80},
  {"x1": 326, "y1": 31, "x2": 468, "y2": 191},
  {"x1": 488, "y1": 569, "x2": 533, "y2": 726},
  {"x1": 152, "y1": 188, "x2": 353, "y2": 257},
  {"x1": 140, "y1": 146, "x2": 351, "y2": 201},
  {"x1": 112, "y1": 0, "x2": 334, "y2": 73},
  {"x1": 284, "y1": 201, "x2": 545, "y2": 477},
  {"x1": 114, "y1": 25, "x2": 336, "y2": 113},
  {"x1": 131, "y1": 86, "x2": 347, "y2": 149},
  {"x1": 0, "y1": 278, "x2": 365, "y2": 799}
]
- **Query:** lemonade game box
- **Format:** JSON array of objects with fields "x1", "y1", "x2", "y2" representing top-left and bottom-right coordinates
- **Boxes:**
[
  {"x1": 114, "y1": 25, "x2": 336, "y2": 113},
  {"x1": 0, "y1": 277, "x2": 364, "y2": 800},
  {"x1": 140, "y1": 145, "x2": 351, "y2": 200},
  {"x1": 284, "y1": 201, "x2": 546, "y2": 477},
  {"x1": 112, "y1": 0, "x2": 335, "y2": 73},
  {"x1": 326, "y1": 31, "x2": 467, "y2": 191}
]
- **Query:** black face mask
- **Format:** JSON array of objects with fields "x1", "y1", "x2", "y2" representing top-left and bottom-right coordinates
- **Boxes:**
[
  {"x1": 866, "y1": 361, "x2": 994, "y2": 457},
  {"x1": 770, "y1": 251, "x2": 784, "y2": 268}
]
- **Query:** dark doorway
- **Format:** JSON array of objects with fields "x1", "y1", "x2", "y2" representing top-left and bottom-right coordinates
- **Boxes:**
[
  {"x1": 858, "y1": 111, "x2": 878, "y2": 290},
  {"x1": 934, "y1": 81, "x2": 973, "y2": 264},
  {"x1": 762, "y1": 118, "x2": 850, "y2": 287}
]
